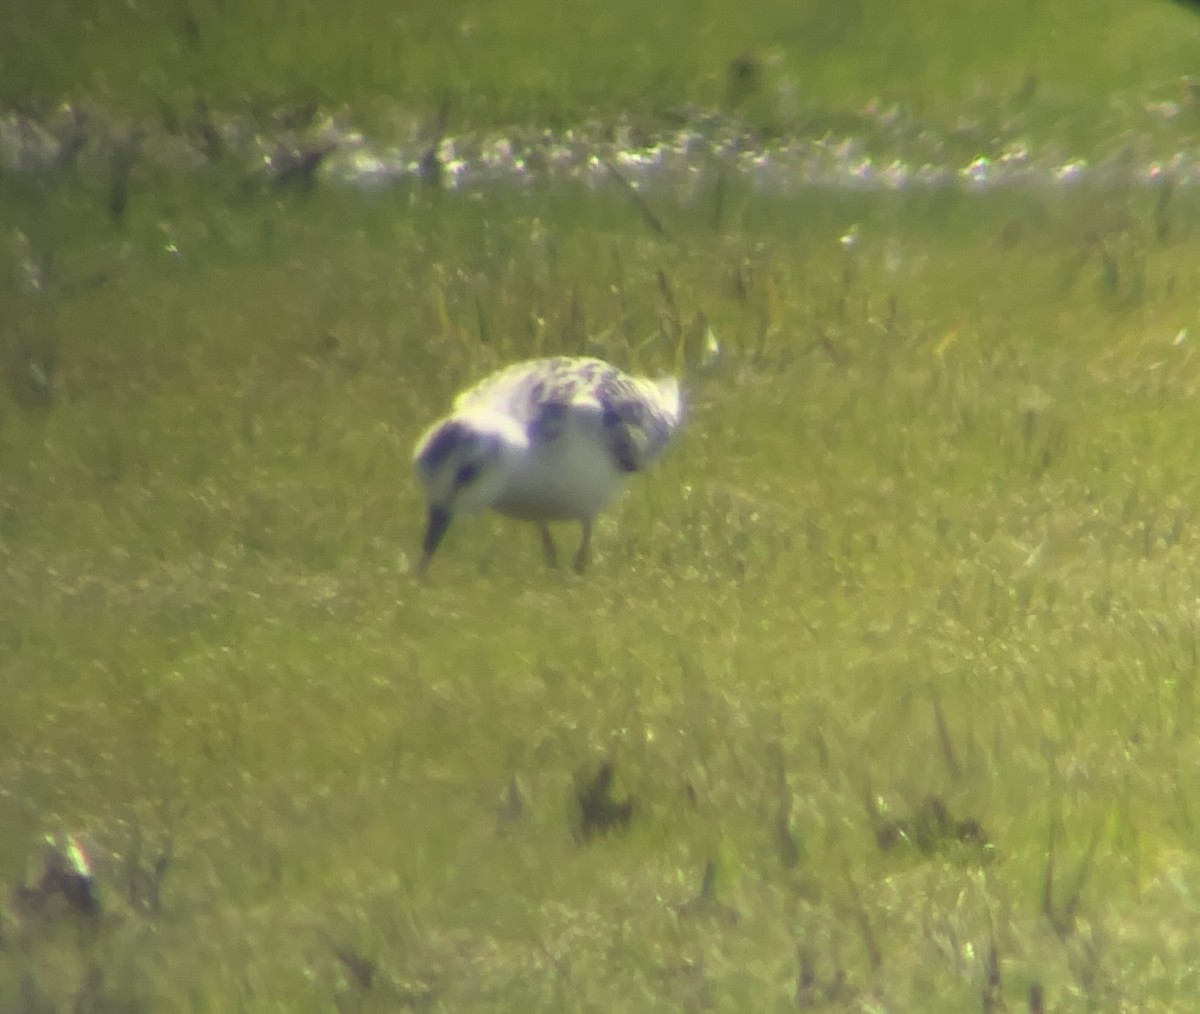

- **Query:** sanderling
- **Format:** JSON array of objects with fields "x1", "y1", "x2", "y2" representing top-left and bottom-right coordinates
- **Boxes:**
[{"x1": 413, "y1": 356, "x2": 682, "y2": 573}]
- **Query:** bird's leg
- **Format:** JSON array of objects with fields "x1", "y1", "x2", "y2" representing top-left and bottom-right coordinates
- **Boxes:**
[
  {"x1": 538, "y1": 523, "x2": 559, "y2": 568},
  {"x1": 573, "y1": 519, "x2": 592, "y2": 574}
]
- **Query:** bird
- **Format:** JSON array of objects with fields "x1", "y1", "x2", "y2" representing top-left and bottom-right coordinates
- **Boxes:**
[{"x1": 412, "y1": 355, "x2": 682, "y2": 574}]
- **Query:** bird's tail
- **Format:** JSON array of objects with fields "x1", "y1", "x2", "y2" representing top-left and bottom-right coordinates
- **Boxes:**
[{"x1": 652, "y1": 376, "x2": 683, "y2": 428}]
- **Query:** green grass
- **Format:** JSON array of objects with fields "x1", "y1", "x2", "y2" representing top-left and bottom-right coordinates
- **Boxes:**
[
  {"x1": 5, "y1": 0, "x2": 1200, "y2": 147},
  {"x1": 6, "y1": 0, "x2": 1200, "y2": 1008},
  {"x1": 4, "y1": 164, "x2": 1200, "y2": 1009}
]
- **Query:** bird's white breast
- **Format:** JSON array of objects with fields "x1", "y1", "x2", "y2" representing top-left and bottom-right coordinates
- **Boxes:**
[{"x1": 492, "y1": 419, "x2": 626, "y2": 521}]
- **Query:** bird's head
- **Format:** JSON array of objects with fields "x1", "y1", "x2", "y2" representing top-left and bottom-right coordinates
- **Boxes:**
[{"x1": 411, "y1": 412, "x2": 525, "y2": 571}]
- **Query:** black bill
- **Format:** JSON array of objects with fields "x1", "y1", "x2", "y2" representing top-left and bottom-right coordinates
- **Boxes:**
[{"x1": 418, "y1": 506, "x2": 452, "y2": 573}]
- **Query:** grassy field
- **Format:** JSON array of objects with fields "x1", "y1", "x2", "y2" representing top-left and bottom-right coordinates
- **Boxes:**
[
  {"x1": 5, "y1": 164, "x2": 1200, "y2": 1011},
  {"x1": 5, "y1": 1, "x2": 1200, "y2": 1010},
  {"x1": 5, "y1": 0, "x2": 1200, "y2": 146}
]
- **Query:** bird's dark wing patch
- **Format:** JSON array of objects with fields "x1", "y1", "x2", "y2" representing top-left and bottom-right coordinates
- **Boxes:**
[
  {"x1": 601, "y1": 394, "x2": 656, "y2": 472},
  {"x1": 527, "y1": 399, "x2": 570, "y2": 445},
  {"x1": 608, "y1": 426, "x2": 641, "y2": 473}
]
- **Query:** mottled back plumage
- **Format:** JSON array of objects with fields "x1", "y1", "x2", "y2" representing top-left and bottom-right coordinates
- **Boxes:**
[
  {"x1": 453, "y1": 356, "x2": 680, "y2": 472},
  {"x1": 412, "y1": 356, "x2": 682, "y2": 573}
]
